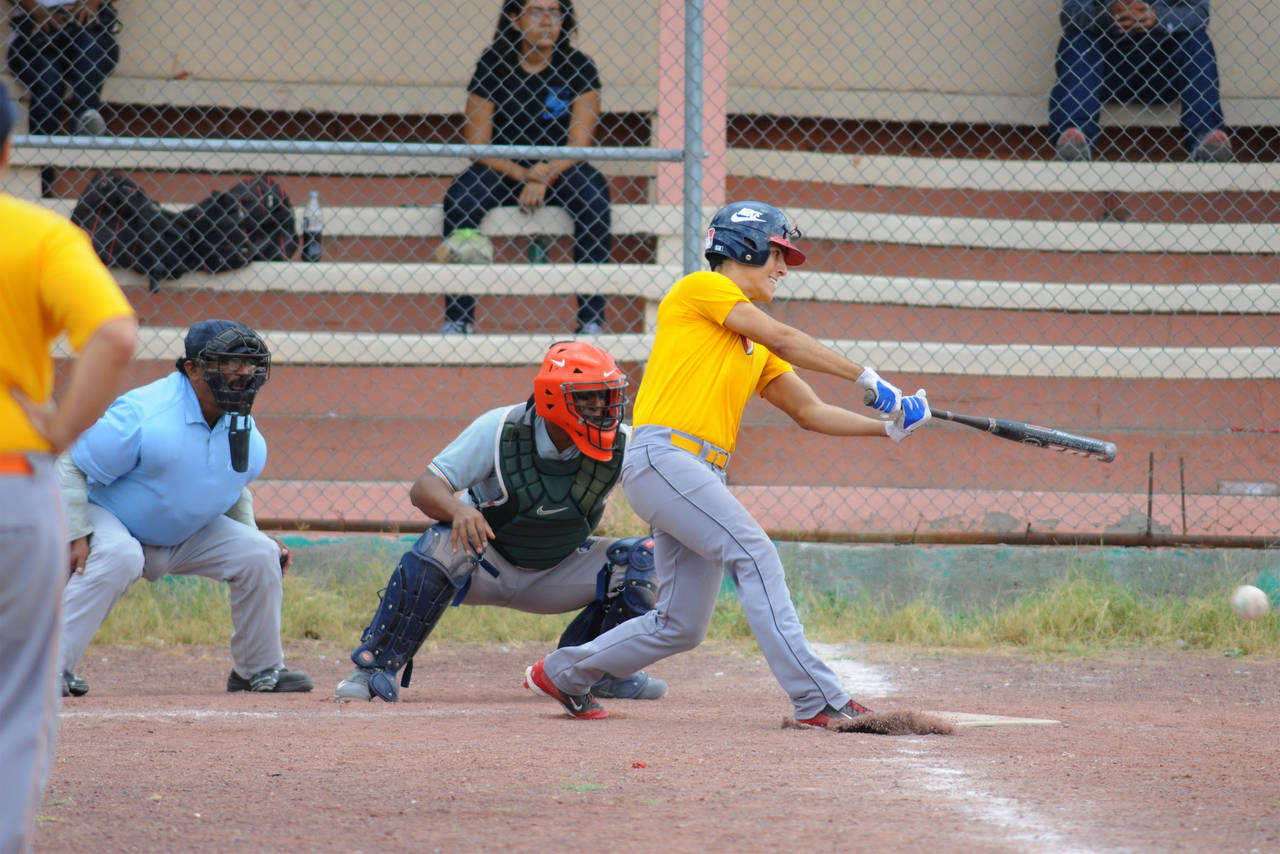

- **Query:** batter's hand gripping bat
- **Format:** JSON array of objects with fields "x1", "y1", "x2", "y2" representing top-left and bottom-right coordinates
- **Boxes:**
[{"x1": 864, "y1": 389, "x2": 1117, "y2": 463}]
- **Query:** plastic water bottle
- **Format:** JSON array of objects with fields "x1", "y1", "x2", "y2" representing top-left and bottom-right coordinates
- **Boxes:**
[
  {"x1": 526, "y1": 236, "x2": 548, "y2": 264},
  {"x1": 301, "y1": 190, "x2": 323, "y2": 262}
]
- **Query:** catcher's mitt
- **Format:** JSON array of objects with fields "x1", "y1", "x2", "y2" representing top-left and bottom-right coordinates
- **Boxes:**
[{"x1": 436, "y1": 228, "x2": 494, "y2": 264}]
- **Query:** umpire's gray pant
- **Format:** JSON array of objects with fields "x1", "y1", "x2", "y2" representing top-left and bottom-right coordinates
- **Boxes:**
[{"x1": 61, "y1": 505, "x2": 287, "y2": 681}]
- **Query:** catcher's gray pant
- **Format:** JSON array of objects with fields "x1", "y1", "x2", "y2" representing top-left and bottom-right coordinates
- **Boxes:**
[
  {"x1": 0, "y1": 454, "x2": 63, "y2": 854},
  {"x1": 544, "y1": 425, "x2": 852, "y2": 719},
  {"x1": 61, "y1": 505, "x2": 286, "y2": 680},
  {"x1": 460, "y1": 536, "x2": 618, "y2": 613}
]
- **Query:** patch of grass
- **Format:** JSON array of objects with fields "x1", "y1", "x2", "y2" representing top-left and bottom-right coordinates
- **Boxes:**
[
  {"x1": 797, "y1": 568, "x2": 1280, "y2": 655},
  {"x1": 594, "y1": 493, "x2": 648, "y2": 539},
  {"x1": 90, "y1": 543, "x2": 1279, "y2": 657}
]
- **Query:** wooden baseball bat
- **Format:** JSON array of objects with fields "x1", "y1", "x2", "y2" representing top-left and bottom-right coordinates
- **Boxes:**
[{"x1": 863, "y1": 389, "x2": 1117, "y2": 463}]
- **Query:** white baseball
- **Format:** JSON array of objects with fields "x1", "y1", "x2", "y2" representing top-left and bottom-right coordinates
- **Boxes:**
[{"x1": 1230, "y1": 584, "x2": 1270, "y2": 620}]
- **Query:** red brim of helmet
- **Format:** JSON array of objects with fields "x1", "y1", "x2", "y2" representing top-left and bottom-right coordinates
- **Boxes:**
[{"x1": 771, "y1": 237, "x2": 805, "y2": 266}]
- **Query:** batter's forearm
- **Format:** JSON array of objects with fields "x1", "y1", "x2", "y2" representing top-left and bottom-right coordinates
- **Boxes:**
[
  {"x1": 766, "y1": 326, "x2": 867, "y2": 384},
  {"x1": 792, "y1": 403, "x2": 888, "y2": 437}
]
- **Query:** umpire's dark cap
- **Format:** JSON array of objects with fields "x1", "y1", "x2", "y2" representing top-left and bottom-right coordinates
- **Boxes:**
[{"x1": 184, "y1": 319, "x2": 249, "y2": 361}]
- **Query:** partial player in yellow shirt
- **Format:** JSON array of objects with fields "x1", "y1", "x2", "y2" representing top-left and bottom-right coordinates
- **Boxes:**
[
  {"x1": 525, "y1": 200, "x2": 931, "y2": 725},
  {"x1": 0, "y1": 81, "x2": 136, "y2": 854}
]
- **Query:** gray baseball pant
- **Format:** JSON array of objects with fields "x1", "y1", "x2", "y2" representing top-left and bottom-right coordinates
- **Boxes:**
[
  {"x1": 61, "y1": 506, "x2": 286, "y2": 681},
  {"x1": 0, "y1": 455, "x2": 63, "y2": 854},
  {"x1": 461, "y1": 536, "x2": 617, "y2": 612},
  {"x1": 544, "y1": 426, "x2": 852, "y2": 718}
]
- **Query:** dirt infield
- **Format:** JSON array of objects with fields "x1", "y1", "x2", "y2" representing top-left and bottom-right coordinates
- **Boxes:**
[{"x1": 39, "y1": 641, "x2": 1280, "y2": 853}]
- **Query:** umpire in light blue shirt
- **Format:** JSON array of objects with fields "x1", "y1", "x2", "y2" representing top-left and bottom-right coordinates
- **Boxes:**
[{"x1": 57, "y1": 319, "x2": 313, "y2": 697}]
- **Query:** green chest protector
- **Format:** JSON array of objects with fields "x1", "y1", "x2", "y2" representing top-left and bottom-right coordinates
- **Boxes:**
[{"x1": 475, "y1": 405, "x2": 625, "y2": 570}]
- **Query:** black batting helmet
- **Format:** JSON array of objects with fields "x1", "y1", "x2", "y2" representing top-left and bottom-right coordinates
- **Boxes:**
[{"x1": 704, "y1": 201, "x2": 805, "y2": 268}]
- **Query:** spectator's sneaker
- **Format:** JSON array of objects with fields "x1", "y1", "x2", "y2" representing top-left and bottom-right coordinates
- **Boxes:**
[
  {"x1": 796, "y1": 699, "x2": 873, "y2": 728},
  {"x1": 1191, "y1": 129, "x2": 1233, "y2": 162},
  {"x1": 61, "y1": 671, "x2": 89, "y2": 697},
  {"x1": 334, "y1": 667, "x2": 375, "y2": 702},
  {"x1": 576, "y1": 321, "x2": 603, "y2": 335},
  {"x1": 523, "y1": 658, "x2": 608, "y2": 719},
  {"x1": 592, "y1": 671, "x2": 667, "y2": 700},
  {"x1": 1055, "y1": 127, "x2": 1090, "y2": 161},
  {"x1": 226, "y1": 667, "x2": 314, "y2": 693},
  {"x1": 74, "y1": 109, "x2": 107, "y2": 136},
  {"x1": 441, "y1": 319, "x2": 473, "y2": 335}
]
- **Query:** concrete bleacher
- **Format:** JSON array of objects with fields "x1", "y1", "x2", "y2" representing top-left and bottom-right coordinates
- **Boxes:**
[
  {"x1": 4, "y1": 0, "x2": 1278, "y2": 126},
  {"x1": 6, "y1": 70, "x2": 1277, "y2": 131}
]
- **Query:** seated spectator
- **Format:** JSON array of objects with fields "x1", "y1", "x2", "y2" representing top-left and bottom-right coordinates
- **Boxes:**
[
  {"x1": 1049, "y1": 0, "x2": 1231, "y2": 162},
  {"x1": 441, "y1": 0, "x2": 612, "y2": 335},
  {"x1": 6, "y1": 0, "x2": 119, "y2": 136}
]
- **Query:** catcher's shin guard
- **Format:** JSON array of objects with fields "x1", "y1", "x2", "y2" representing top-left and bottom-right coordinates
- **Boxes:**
[
  {"x1": 349, "y1": 525, "x2": 474, "y2": 701},
  {"x1": 557, "y1": 536, "x2": 664, "y2": 699},
  {"x1": 599, "y1": 536, "x2": 657, "y2": 632},
  {"x1": 558, "y1": 536, "x2": 657, "y2": 648}
]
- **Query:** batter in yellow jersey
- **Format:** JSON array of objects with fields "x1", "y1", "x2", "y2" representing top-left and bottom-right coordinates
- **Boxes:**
[
  {"x1": 0, "y1": 81, "x2": 137, "y2": 854},
  {"x1": 633, "y1": 269, "x2": 793, "y2": 454},
  {"x1": 529, "y1": 201, "x2": 934, "y2": 725}
]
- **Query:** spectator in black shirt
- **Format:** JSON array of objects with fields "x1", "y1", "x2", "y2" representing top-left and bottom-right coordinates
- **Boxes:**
[{"x1": 440, "y1": 0, "x2": 612, "y2": 335}]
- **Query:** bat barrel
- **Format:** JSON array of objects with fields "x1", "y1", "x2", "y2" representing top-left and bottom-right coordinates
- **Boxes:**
[{"x1": 861, "y1": 388, "x2": 1115, "y2": 463}]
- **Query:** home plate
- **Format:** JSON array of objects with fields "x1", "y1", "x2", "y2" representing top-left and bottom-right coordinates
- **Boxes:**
[{"x1": 926, "y1": 711, "x2": 1061, "y2": 728}]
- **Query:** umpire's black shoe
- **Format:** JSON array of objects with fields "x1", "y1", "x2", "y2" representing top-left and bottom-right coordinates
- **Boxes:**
[
  {"x1": 61, "y1": 671, "x2": 89, "y2": 697},
  {"x1": 227, "y1": 667, "x2": 314, "y2": 693}
]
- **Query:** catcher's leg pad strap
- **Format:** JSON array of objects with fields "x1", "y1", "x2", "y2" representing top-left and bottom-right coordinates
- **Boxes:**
[
  {"x1": 601, "y1": 536, "x2": 657, "y2": 633},
  {"x1": 350, "y1": 526, "x2": 472, "y2": 699},
  {"x1": 557, "y1": 536, "x2": 657, "y2": 648}
]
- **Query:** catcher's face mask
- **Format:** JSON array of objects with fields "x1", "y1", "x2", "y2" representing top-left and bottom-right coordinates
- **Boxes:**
[{"x1": 534, "y1": 341, "x2": 628, "y2": 460}]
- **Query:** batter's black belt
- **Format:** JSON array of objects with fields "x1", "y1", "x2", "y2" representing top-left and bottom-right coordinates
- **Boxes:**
[{"x1": 668, "y1": 429, "x2": 731, "y2": 470}]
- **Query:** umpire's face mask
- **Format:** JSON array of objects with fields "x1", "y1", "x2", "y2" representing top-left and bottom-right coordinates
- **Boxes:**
[{"x1": 200, "y1": 356, "x2": 269, "y2": 473}]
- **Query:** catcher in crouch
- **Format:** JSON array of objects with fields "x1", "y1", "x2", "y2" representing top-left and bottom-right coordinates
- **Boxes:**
[{"x1": 336, "y1": 341, "x2": 666, "y2": 702}]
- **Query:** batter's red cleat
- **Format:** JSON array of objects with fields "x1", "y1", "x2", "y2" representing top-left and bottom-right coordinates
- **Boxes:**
[
  {"x1": 524, "y1": 659, "x2": 608, "y2": 719},
  {"x1": 797, "y1": 699, "x2": 872, "y2": 728}
]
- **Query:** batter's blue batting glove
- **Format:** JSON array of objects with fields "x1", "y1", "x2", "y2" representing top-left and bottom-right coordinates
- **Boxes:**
[
  {"x1": 886, "y1": 390, "x2": 931, "y2": 442},
  {"x1": 857, "y1": 366, "x2": 903, "y2": 414}
]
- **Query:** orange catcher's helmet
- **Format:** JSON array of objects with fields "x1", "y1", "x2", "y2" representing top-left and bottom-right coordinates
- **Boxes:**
[{"x1": 533, "y1": 341, "x2": 629, "y2": 461}]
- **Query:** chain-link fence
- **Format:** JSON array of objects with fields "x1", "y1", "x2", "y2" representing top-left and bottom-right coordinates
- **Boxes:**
[{"x1": 7, "y1": 0, "x2": 1277, "y2": 543}]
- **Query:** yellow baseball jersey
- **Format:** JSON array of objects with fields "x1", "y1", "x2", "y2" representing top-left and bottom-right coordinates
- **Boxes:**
[
  {"x1": 0, "y1": 194, "x2": 134, "y2": 452},
  {"x1": 632, "y1": 270, "x2": 793, "y2": 453}
]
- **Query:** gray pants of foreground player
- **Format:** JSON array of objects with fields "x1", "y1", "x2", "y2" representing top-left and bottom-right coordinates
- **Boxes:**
[
  {"x1": 0, "y1": 455, "x2": 63, "y2": 854},
  {"x1": 544, "y1": 425, "x2": 852, "y2": 719},
  {"x1": 61, "y1": 505, "x2": 286, "y2": 680}
]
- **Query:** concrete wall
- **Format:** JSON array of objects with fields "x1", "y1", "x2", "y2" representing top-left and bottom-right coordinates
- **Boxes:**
[{"x1": 5, "y1": 0, "x2": 1270, "y2": 101}]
